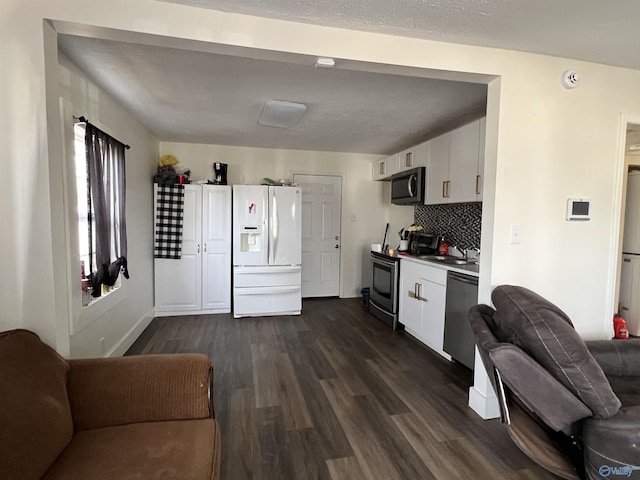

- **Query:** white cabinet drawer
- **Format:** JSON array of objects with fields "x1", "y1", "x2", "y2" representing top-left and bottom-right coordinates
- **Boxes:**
[
  {"x1": 234, "y1": 285, "x2": 301, "y2": 316},
  {"x1": 419, "y1": 264, "x2": 447, "y2": 286},
  {"x1": 234, "y1": 266, "x2": 301, "y2": 287}
]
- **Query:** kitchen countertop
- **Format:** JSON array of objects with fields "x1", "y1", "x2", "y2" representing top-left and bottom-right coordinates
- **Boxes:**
[{"x1": 397, "y1": 253, "x2": 480, "y2": 277}]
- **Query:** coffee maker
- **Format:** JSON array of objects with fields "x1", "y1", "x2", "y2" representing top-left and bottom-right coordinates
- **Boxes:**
[{"x1": 212, "y1": 162, "x2": 228, "y2": 185}]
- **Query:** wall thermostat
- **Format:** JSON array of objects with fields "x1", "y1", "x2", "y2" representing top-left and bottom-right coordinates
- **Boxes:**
[{"x1": 566, "y1": 198, "x2": 590, "y2": 221}]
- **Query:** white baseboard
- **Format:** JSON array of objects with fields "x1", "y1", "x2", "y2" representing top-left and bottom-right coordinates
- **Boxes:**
[
  {"x1": 106, "y1": 307, "x2": 154, "y2": 357},
  {"x1": 154, "y1": 308, "x2": 231, "y2": 317},
  {"x1": 468, "y1": 385, "x2": 501, "y2": 419}
]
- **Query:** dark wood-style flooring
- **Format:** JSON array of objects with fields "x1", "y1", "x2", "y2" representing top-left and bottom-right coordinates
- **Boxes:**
[{"x1": 126, "y1": 298, "x2": 558, "y2": 479}]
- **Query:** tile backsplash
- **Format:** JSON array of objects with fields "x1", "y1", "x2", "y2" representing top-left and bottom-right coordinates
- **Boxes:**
[{"x1": 414, "y1": 203, "x2": 482, "y2": 249}]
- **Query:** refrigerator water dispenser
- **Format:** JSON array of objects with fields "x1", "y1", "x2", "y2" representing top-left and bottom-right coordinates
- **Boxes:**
[{"x1": 240, "y1": 226, "x2": 262, "y2": 252}]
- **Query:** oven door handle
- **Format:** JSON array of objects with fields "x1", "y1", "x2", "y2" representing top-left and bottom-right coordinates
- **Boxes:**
[{"x1": 373, "y1": 258, "x2": 396, "y2": 268}]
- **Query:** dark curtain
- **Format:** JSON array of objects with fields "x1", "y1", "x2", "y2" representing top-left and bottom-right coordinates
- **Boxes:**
[{"x1": 85, "y1": 123, "x2": 129, "y2": 297}]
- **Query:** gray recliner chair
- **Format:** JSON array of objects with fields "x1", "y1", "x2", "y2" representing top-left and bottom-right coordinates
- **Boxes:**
[{"x1": 469, "y1": 285, "x2": 640, "y2": 479}]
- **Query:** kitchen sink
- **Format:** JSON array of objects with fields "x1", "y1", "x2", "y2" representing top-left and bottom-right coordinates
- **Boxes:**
[
  {"x1": 417, "y1": 255, "x2": 451, "y2": 261},
  {"x1": 444, "y1": 258, "x2": 476, "y2": 265},
  {"x1": 417, "y1": 255, "x2": 478, "y2": 266}
]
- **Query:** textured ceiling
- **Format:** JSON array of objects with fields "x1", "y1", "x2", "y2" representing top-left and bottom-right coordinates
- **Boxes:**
[
  {"x1": 58, "y1": 35, "x2": 486, "y2": 154},
  {"x1": 161, "y1": 0, "x2": 640, "y2": 70},
  {"x1": 58, "y1": 0, "x2": 640, "y2": 155}
]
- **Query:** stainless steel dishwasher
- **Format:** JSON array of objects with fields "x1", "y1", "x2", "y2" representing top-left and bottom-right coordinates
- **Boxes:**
[{"x1": 443, "y1": 271, "x2": 478, "y2": 370}]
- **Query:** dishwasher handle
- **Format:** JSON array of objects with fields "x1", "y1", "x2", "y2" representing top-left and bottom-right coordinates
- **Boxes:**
[{"x1": 447, "y1": 271, "x2": 478, "y2": 286}]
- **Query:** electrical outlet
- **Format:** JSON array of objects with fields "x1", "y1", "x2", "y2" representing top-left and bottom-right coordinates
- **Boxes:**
[{"x1": 510, "y1": 225, "x2": 522, "y2": 244}]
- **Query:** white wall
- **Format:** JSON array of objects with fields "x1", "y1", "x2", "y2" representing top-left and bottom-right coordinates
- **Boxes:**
[
  {"x1": 57, "y1": 53, "x2": 158, "y2": 358},
  {"x1": 159, "y1": 142, "x2": 414, "y2": 297},
  {"x1": 3, "y1": 0, "x2": 640, "y2": 356}
]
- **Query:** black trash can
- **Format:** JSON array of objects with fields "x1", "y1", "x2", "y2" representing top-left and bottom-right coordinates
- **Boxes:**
[{"x1": 360, "y1": 287, "x2": 370, "y2": 309}]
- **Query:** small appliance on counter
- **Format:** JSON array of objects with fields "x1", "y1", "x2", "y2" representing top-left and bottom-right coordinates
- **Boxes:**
[
  {"x1": 409, "y1": 232, "x2": 441, "y2": 255},
  {"x1": 397, "y1": 227, "x2": 410, "y2": 252}
]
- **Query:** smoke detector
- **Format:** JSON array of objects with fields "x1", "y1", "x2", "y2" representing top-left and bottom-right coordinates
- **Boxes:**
[{"x1": 561, "y1": 70, "x2": 580, "y2": 89}]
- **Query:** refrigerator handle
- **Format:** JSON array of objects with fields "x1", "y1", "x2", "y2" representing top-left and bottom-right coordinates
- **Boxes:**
[{"x1": 271, "y1": 191, "x2": 279, "y2": 264}]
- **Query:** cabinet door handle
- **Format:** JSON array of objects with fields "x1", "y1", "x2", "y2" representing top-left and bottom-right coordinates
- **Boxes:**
[
  {"x1": 197, "y1": 244, "x2": 200, "y2": 254},
  {"x1": 418, "y1": 283, "x2": 427, "y2": 302},
  {"x1": 204, "y1": 243, "x2": 207, "y2": 252},
  {"x1": 475, "y1": 175, "x2": 481, "y2": 195},
  {"x1": 406, "y1": 152, "x2": 413, "y2": 168},
  {"x1": 379, "y1": 162, "x2": 385, "y2": 175},
  {"x1": 413, "y1": 282, "x2": 419, "y2": 299},
  {"x1": 443, "y1": 180, "x2": 450, "y2": 198}
]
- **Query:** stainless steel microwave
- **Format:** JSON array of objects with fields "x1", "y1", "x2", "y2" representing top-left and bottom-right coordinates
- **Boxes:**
[{"x1": 391, "y1": 167, "x2": 425, "y2": 205}]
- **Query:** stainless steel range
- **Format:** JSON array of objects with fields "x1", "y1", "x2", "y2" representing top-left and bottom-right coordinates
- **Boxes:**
[
  {"x1": 369, "y1": 251, "x2": 402, "y2": 330},
  {"x1": 369, "y1": 233, "x2": 441, "y2": 331}
]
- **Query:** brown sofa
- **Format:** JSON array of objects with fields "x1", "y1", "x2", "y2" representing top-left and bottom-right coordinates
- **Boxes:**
[{"x1": 0, "y1": 329, "x2": 221, "y2": 480}]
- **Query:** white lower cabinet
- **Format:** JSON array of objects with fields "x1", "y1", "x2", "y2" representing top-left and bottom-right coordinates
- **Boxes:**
[
  {"x1": 399, "y1": 259, "x2": 449, "y2": 358},
  {"x1": 154, "y1": 184, "x2": 231, "y2": 316}
]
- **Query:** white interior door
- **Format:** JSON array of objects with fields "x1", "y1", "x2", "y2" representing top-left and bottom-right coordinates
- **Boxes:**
[{"x1": 293, "y1": 174, "x2": 342, "y2": 297}]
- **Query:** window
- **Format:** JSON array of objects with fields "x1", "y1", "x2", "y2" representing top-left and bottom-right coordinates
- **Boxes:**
[
  {"x1": 74, "y1": 123, "x2": 98, "y2": 304},
  {"x1": 74, "y1": 120, "x2": 129, "y2": 304}
]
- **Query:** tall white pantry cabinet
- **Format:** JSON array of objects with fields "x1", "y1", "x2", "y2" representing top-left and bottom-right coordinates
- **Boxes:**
[{"x1": 154, "y1": 184, "x2": 232, "y2": 316}]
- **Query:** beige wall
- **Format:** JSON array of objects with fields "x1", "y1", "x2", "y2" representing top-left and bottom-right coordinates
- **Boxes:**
[
  {"x1": 159, "y1": 142, "x2": 414, "y2": 297},
  {"x1": 57, "y1": 53, "x2": 158, "y2": 358},
  {"x1": 3, "y1": 0, "x2": 640, "y2": 356}
]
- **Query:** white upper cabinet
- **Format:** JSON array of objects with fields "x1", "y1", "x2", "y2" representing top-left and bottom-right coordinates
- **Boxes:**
[
  {"x1": 372, "y1": 117, "x2": 485, "y2": 197},
  {"x1": 372, "y1": 155, "x2": 398, "y2": 181},
  {"x1": 449, "y1": 120, "x2": 480, "y2": 204},
  {"x1": 425, "y1": 117, "x2": 486, "y2": 205},
  {"x1": 426, "y1": 133, "x2": 450, "y2": 205},
  {"x1": 398, "y1": 143, "x2": 428, "y2": 171},
  {"x1": 372, "y1": 142, "x2": 428, "y2": 181}
]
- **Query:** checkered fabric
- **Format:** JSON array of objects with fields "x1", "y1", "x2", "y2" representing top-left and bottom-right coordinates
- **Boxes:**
[{"x1": 154, "y1": 184, "x2": 185, "y2": 259}]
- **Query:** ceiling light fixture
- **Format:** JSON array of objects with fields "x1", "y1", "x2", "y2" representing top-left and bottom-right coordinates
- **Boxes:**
[
  {"x1": 258, "y1": 99, "x2": 307, "y2": 128},
  {"x1": 315, "y1": 57, "x2": 335, "y2": 69}
]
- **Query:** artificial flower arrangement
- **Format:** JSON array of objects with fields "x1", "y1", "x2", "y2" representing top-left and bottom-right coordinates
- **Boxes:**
[{"x1": 399, "y1": 224, "x2": 423, "y2": 241}]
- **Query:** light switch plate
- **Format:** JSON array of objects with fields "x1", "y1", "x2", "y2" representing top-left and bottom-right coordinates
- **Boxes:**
[{"x1": 510, "y1": 224, "x2": 522, "y2": 244}]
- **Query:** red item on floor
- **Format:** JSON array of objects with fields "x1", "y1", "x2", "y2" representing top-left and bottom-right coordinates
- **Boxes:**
[{"x1": 614, "y1": 314, "x2": 629, "y2": 339}]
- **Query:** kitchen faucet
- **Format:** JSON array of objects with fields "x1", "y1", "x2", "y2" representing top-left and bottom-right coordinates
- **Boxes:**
[{"x1": 451, "y1": 245, "x2": 480, "y2": 260}]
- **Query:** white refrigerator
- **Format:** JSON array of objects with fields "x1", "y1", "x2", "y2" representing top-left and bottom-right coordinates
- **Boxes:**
[
  {"x1": 620, "y1": 171, "x2": 640, "y2": 335},
  {"x1": 232, "y1": 185, "x2": 302, "y2": 318}
]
